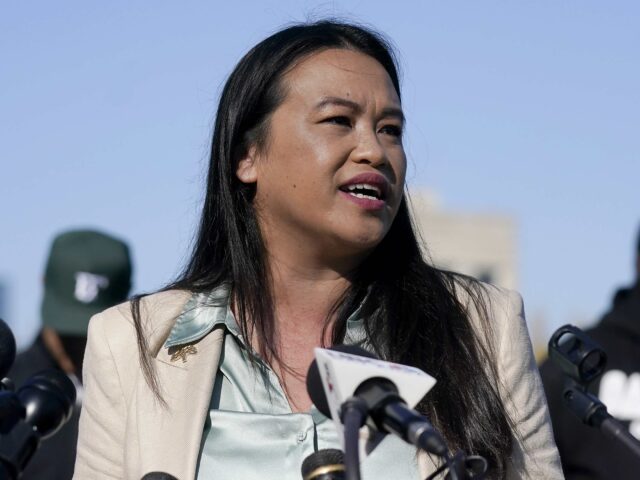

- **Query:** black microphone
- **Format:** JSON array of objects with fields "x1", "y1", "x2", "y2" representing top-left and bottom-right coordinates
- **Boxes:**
[
  {"x1": 307, "y1": 345, "x2": 448, "y2": 457},
  {"x1": 548, "y1": 324, "x2": 640, "y2": 462},
  {"x1": 0, "y1": 319, "x2": 16, "y2": 379},
  {"x1": 17, "y1": 369, "x2": 77, "y2": 438},
  {"x1": 301, "y1": 449, "x2": 345, "y2": 480},
  {"x1": 141, "y1": 472, "x2": 179, "y2": 480},
  {"x1": 0, "y1": 369, "x2": 77, "y2": 478}
]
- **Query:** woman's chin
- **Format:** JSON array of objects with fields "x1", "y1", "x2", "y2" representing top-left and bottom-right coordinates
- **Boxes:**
[{"x1": 330, "y1": 228, "x2": 387, "y2": 257}]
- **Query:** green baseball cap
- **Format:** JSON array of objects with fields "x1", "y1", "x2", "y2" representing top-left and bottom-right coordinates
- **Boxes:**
[{"x1": 41, "y1": 229, "x2": 132, "y2": 336}]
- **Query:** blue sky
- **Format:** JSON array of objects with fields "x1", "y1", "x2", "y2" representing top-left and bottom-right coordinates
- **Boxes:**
[{"x1": 1, "y1": 1, "x2": 638, "y2": 347}]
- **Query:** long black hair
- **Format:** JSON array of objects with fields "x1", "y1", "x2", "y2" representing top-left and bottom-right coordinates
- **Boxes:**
[{"x1": 131, "y1": 20, "x2": 514, "y2": 476}]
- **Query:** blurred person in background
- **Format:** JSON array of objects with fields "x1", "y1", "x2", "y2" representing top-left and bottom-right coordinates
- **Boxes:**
[
  {"x1": 540, "y1": 225, "x2": 640, "y2": 479},
  {"x1": 9, "y1": 229, "x2": 132, "y2": 480}
]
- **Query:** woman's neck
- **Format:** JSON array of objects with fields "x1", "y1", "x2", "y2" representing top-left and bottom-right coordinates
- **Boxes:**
[
  {"x1": 262, "y1": 254, "x2": 353, "y2": 412},
  {"x1": 269, "y1": 254, "x2": 352, "y2": 333}
]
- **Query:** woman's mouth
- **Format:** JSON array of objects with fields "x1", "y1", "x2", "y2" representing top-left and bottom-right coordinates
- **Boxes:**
[
  {"x1": 341, "y1": 183, "x2": 384, "y2": 201},
  {"x1": 338, "y1": 174, "x2": 390, "y2": 211}
]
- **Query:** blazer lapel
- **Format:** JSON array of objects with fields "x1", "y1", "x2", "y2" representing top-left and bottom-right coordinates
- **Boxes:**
[{"x1": 132, "y1": 326, "x2": 225, "y2": 480}]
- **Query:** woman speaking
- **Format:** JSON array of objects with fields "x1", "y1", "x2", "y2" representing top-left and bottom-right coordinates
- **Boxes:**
[{"x1": 74, "y1": 21, "x2": 562, "y2": 479}]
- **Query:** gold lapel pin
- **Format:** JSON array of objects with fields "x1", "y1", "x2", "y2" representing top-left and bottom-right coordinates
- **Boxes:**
[{"x1": 170, "y1": 344, "x2": 198, "y2": 363}]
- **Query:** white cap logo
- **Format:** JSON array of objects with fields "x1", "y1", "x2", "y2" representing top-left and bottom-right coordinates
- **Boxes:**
[{"x1": 74, "y1": 272, "x2": 110, "y2": 303}]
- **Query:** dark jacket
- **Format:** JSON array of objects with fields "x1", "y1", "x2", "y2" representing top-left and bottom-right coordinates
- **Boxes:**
[
  {"x1": 7, "y1": 336, "x2": 80, "y2": 480},
  {"x1": 539, "y1": 283, "x2": 640, "y2": 479}
]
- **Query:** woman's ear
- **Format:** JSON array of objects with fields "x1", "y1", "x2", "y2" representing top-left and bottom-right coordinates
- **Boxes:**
[{"x1": 236, "y1": 145, "x2": 259, "y2": 184}]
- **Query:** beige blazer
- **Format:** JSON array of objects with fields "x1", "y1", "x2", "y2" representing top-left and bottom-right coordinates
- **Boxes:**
[{"x1": 73, "y1": 287, "x2": 563, "y2": 480}]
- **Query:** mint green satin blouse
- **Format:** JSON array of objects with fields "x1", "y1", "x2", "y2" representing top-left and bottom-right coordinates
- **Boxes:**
[{"x1": 164, "y1": 286, "x2": 421, "y2": 480}]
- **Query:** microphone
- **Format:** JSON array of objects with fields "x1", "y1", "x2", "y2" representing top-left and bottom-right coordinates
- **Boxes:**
[
  {"x1": 306, "y1": 345, "x2": 447, "y2": 457},
  {"x1": 141, "y1": 473, "x2": 179, "y2": 480},
  {"x1": 0, "y1": 369, "x2": 77, "y2": 478},
  {"x1": 548, "y1": 324, "x2": 640, "y2": 462},
  {"x1": 301, "y1": 449, "x2": 345, "y2": 480},
  {"x1": 16, "y1": 369, "x2": 77, "y2": 439},
  {"x1": 0, "y1": 319, "x2": 16, "y2": 379}
]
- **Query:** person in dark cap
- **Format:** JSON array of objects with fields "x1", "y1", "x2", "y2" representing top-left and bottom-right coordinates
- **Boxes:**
[
  {"x1": 8, "y1": 229, "x2": 132, "y2": 480},
  {"x1": 539, "y1": 225, "x2": 640, "y2": 479}
]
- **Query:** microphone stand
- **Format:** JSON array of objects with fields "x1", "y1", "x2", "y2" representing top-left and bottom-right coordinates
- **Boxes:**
[
  {"x1": 340, "y1": 395, "x2": 487, "y2": 480},
  {"x1": 340, "y1": 398, "x2": 368, "y2": 480},
  {"x1": 548, "y1": 324, "x2": 640, "y2": 463},
  {"x1": 563, "y1": 380, "x2": 640, "y2": 461},
  {"x1": 0, "y1": 419, "x2": 41, "y2": 479}
]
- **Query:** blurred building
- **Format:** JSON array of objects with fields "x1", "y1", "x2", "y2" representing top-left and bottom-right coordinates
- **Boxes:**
[
  {"x1": 409, "y1": 190, "x2": 517, "y2": 290},
  {"x1": 408, "y1": 190, "x2": 555, "y2": 359}
]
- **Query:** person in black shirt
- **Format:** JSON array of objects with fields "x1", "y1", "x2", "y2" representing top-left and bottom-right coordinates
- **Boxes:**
[
  {"x1": 9, "y1": 229, "x2": 132, "y2": 480},
  {"x1": 540, "y1": 226, "x2": 640, "y2": 479}
]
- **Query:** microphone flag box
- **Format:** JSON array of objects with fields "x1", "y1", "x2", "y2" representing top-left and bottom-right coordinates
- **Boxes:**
[{"x1": 313, "y1": 347, "x2": 436, "y2": 450}]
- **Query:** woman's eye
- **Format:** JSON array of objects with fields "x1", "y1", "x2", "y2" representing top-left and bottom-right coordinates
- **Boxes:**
[
  {"x1": 324, "y1": 116, "x2": 351, "y2": 127},
  {"x1": 379, "y1": 124, "x2": 403, "y2": 138}
]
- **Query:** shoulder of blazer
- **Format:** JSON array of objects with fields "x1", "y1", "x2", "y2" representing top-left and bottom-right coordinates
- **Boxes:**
[
  {"x1": 87, "y1": 290, "x2": 193, "y2": 371},
  {"x1": 446, "y1": 274, "x2": 523, "y2": 351}
]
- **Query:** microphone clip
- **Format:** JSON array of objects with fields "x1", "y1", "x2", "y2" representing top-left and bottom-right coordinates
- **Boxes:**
[{"x1": 338, "y1": 396, "x2": 368, "y2": 428}]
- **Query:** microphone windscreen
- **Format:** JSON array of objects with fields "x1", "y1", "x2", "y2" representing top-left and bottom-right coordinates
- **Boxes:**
[
  {"x1": 141, "y1": 473, "x2": 179, "y2": 480},
  {"x1": 18, "y1": 369, "x2": 78, "y2": 438},
  {"x1": 0, "y1": 318, "x2": 16, "y2": 378},
  {"x1": 306, "y1": 344, "x2": 377, "y2": 418},
  {"x1": 33, "y1": 369, "x2": 78, "y2": 407},
  {"x1": 301, "y1": 448, "x2": 345, "y2": 480}
]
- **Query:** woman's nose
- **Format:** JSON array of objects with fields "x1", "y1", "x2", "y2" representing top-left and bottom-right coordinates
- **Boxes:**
[{"x1": 350, "y1": 130, "x2": 387, "y2": 167}]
